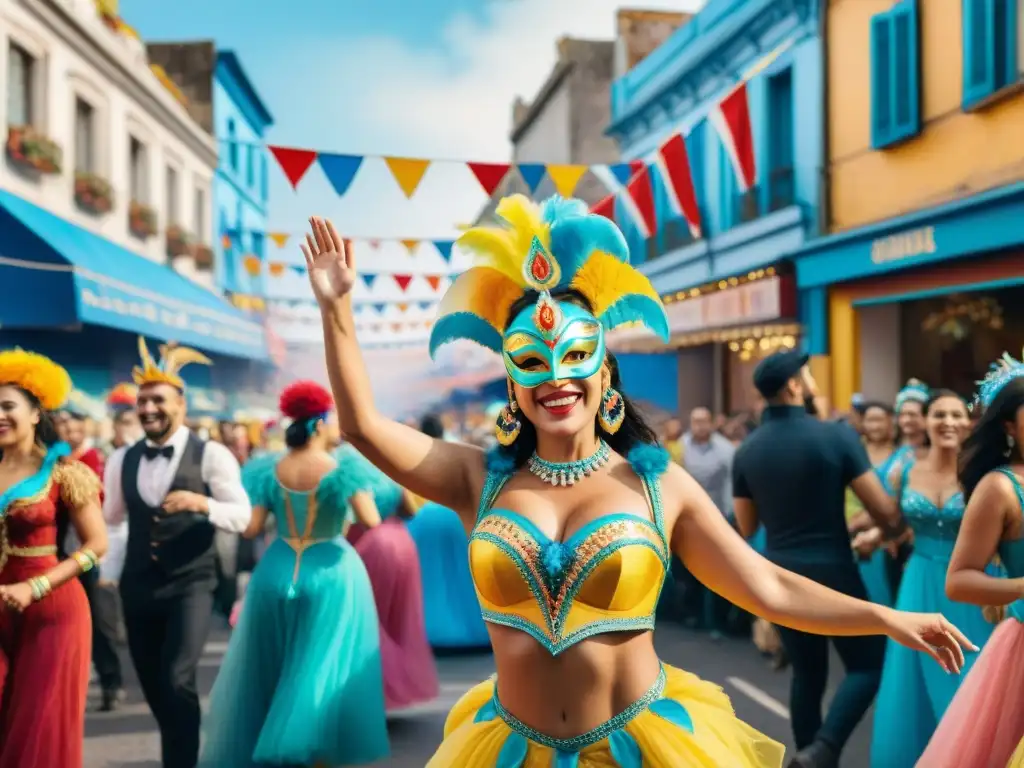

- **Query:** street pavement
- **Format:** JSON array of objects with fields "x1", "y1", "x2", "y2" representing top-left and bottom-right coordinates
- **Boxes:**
[{"x1": 85, "y1": 620, "x2": 872, "y2": 767}]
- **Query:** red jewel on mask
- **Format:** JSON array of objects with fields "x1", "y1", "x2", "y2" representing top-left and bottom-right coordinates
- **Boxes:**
[{"x1": 531, "y1": 253, "x2": 551, "y2": 282}]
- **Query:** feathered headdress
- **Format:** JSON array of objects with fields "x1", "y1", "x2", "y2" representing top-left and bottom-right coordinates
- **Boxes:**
[
  {"x1": 107, "y1": 383, "x2": 138, "y2": 410},
  {"x1": 0, "y1": 349, "x2": 72, "y2": 411},
  {"x1": 429, "y1": 195, "x2": 669, "y2": 356},
  {"x1": 132, "y1": 337, "x2": 211, "y2": 391},
  {"x1": 895, "y1": 378, "x2": 930, "y2": 411},
  {"x1": 976, "y1": 349, "x2": 1024, "y2": 408},
  {"x1": 279, "y1": 380, "x2": 334, "y2": 421}
]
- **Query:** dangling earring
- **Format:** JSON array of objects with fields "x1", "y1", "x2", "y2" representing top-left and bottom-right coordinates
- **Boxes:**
[
  {"x1": 1006, "y1": 434, "x2": 1016, "y2": 458},
  {"x1": 598, "y1": 386, "x2": 625, "y2": 435},
  {"x1": 495, "y1": 380, "x2": 522, "y2": 446}
]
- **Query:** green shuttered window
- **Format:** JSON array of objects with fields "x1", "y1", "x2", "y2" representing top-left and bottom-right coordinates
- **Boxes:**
[
  {"x1": 962, "y1": 0, "x2": 1021, "y2": 109},
  {"x1": 870, "y1": 0, "x2": 922, "y2": 149}
]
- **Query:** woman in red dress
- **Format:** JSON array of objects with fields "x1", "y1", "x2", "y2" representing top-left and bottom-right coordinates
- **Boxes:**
[{"x1": 0, "y1": 349, "x2": 108, "y2": 768}]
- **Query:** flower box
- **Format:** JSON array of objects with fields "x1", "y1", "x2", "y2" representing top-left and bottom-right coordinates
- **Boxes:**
[
  {"x1": 74, "y1": 172, "x2": 114, "y2": 215},
  {"x1": 192, "y1": 244, "x2": 214, "y2": 270},
  {"x1": 6, "y1": 125, "x2": 62, "y2": 175},
  {"x1": 166, "y1": 224, "x2": 194, "y2": 258},
  {"x1": 128, "y1": 200, "x2": 158, "y2": 239}
]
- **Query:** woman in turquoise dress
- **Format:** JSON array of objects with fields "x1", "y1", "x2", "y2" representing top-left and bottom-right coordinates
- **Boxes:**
[
  {"x1": 867, "y1": 389, "x2": 995, "y2": 767},
  {"x1": 200, "y1": 381, "x2": 389, "y2": 768}
]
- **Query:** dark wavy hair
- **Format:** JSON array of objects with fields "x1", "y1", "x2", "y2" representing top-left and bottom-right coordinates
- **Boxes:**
[
  {"x1": 959, "y1": 377, "x2": 1024, "y2": 503},
  {"x1": 500, "y1": 289, "x2": 658, "y2": 467},
  {"x1": 285, "y1": 418, "x2": 323, "y2": 449},
  {"x1": 920, "y1": 389, "x2": 968, "y2": 449},
  {"x1": 0, "y1": 386, "x2": 61, "y2": 452}
]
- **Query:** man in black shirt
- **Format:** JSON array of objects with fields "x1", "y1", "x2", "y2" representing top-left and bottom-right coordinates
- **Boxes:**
[{"x1": 732, "y1": 350, "x2": 902, "y2": 768}]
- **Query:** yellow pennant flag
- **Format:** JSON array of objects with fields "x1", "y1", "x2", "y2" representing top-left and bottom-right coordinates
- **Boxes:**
[
  {"x1": 401, "y1": 239, "x2": 419, "y2": 255},
  {"x1": 397, "y1": 302, "x2": 409, "y2": 312},
  {"x1": 268, "y1": 232, "x2": 290, "y2": 248},
  {"x1": 546, "y1": 165, "x2": 588, "y2": 198},
  {"x1": 384, "y1": 157, "x2": 430, "y2": 198},
  {"x1": 268, "y1": 262, "x2": 286, "y2": 277}
]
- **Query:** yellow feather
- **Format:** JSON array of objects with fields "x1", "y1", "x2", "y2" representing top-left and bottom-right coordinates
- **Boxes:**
[
  {"x1": 494, "y1": 194, "x2": 551, "y2": 256},
  {"x1": 162, "y1": 345, "x2": 212, "y2": 379},
  {"x1": 0, "y1": 349, "x2": 72, "y2": 410},
  {"x1": 436, "y1": 268, "x2": 523, "y2": 332},
  {"x1": 454, "y1": 228, "x2": 522, "y2": 285},
  {"x1": 570, "y1": 251, "x2": 662, "y2": 319}
]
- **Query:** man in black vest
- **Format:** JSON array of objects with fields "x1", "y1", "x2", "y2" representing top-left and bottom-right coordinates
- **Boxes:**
[{"x1": 102, "y1": 339, "x2": 251, "y2": 768}]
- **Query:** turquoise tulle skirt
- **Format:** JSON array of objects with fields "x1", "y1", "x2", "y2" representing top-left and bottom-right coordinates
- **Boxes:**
[
  {"x1": 199, "y1": 537, "x2": 389, "y2": 767},
  {"x1": 869, "y1": 547, "x2": 996, "y2": 767},
  {"x1": 406, "y1": 502, "x2": 490, "y2": 649}
]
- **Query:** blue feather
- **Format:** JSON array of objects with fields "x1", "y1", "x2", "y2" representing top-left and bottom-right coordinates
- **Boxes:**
[
  {"x1": 541, "y1": 198, "x2": 630, "y2": 291},
  {"x1": 627, "y1": 443, "x2": 670, "y2": 477},
  {"x1": 428, "y1": 313, "x2": 503, "y2": 358},
  {"x1": 598, "y1": 295, "x2": 670, "y2": 342},
  {"x1": 485, "y1": 446, "x2": 517, "y2": 475}
]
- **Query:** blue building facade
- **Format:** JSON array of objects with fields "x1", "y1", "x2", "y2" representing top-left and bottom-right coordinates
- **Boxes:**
[
  {"x1": 213, "y1": 51, "x2": 274, "y2": 299},
  {"x1": 605, "y1": 0, "x2": 821, "y2": 414}
]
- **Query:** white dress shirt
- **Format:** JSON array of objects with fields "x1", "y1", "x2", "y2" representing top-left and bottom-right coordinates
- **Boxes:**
[{"x1": 103, "y1": 425, "x2": 252, "y2": 539}]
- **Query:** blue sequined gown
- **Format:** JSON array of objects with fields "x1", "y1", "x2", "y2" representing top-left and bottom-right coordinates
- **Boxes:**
[
  {"x1": 199, "y1": 461, "x2": 389, "y2": 767},
  {"x1": 869, "y1": 466, "x2": 995, "y2": 767},
  {"x1": 856, "y1": 448, "x2": 906, "y2": 607}
]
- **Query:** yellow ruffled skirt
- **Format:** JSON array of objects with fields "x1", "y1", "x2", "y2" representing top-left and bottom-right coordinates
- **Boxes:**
[
  {"x1": 426, "y1": 664, "x2": 785, "y2": 767},
  {"x1": 1009, "y1": 737, "x2": 1024, "y2": 767}
]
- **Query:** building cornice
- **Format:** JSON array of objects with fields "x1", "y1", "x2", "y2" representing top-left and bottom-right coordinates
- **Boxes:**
[
  {"x1": 33, "y1": 0, "x2": 218, "y2": 168},
  {"x1": 606, "y1": 0, "x2": 813, "y2": 141}
]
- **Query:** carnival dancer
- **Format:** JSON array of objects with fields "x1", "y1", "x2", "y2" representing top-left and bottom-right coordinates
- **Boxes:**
[
  {"x1": 300, "y1": 198, "x2": 973, "y2": 767},
  {"x1": 106, "y1": 383, "x2": 142, "y2": 455},
  {"x1": 200, "y1": 380, "x2": 389, "y2": 767},
  {"x1": 406, "y1": 413, "x2": 490, "y2": 649},
  {"x1": 340, "y1": 440, "x2": 440, "y2": 710},
  {"x1": 0, "y1": 349, "x2": 108, "y2": 768},
  {"x1": 862, "y1": 390, "x2": 995, "y2": 767},
  {"x1": 103, "y1": 338, "x2": 251, "y2": 768},
  {"x1": 916, "y1": 360, "x2": 1024, "y2": 768}
]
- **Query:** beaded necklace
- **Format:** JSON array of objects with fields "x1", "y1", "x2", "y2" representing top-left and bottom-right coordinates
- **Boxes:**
[{"x1": 526, "y1": 440, "x2": 610, "y2": 487}]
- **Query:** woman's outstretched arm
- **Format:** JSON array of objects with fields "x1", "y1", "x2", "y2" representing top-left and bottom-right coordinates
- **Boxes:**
[{"x1": 304, "y1": 217, "x2": 485, "y2": 518}]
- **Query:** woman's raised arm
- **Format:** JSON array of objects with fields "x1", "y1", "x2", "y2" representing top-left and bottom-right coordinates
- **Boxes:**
[{"x1": 303, "y1": 217, "x2": 485, "y2": 518}]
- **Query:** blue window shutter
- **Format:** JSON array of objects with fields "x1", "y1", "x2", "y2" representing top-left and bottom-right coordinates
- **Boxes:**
[
  {"x1": 997, "y1": 0, "x2": 1018, "y2": 88},
  {"x1": 962, "y1": 0, "x2": 995, "y2": 108},
  {"x1": 870, "y1": 13, "x2": 894, "y2": 147},
  {"x1": 890, "y1": 0, "x2": 921, "y2": 139}
]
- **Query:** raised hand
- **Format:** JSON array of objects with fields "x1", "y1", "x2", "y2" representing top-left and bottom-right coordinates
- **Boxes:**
[
  {"x1": 885, "y1": 610, "x2": 978, "y2": 674},
  {"x1": 300, "y1": 217, "x2": 357, "y2": 307}
]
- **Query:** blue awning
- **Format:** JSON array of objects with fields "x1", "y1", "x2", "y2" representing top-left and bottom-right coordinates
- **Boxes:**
[{"x1": 0, "y1": 190, "x2": 268, "y2": 361}]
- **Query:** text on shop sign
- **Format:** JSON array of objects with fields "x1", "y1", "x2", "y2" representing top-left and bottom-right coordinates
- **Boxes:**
[{"x1": 870, "y1": 226, "x2": 937, "y2": 264}]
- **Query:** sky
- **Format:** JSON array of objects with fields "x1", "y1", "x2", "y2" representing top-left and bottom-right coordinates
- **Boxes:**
[{"x1": 120, "y1": 0, "x2": 705, "y2": 409}]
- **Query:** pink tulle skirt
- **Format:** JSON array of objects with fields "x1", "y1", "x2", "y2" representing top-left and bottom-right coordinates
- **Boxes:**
[
  {"x1": 350, "y1": 518, "x2": 439, "y2": 711},
  {"x1": 917, "y1": 618, "x2": 1024, "y2": 768}
]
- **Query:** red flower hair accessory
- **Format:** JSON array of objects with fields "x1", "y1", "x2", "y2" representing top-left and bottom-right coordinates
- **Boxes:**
[
  {"x1": 107, "y1": 383, "x2": 138, "y2": 408},
  {"x1": 279, "y1": 380, "x2": 334, "y2": 420}
]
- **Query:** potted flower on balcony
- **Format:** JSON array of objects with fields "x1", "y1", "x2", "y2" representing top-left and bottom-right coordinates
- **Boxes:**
[
  {"x1": 128, "y1": 200, "x2": 158, "y2": 240},
  {"x1": 74, "y1": 171, "x2": 114, "y2": 215},
  {"x1": 166, "y1": 224, "x2": 194, "y2": 258},
  {"x1": 6, "y1": 125, "x2": 63, "y2": 175},
  {"x1": 192, "y1": 243, "x2": 214, "y2": 271}
]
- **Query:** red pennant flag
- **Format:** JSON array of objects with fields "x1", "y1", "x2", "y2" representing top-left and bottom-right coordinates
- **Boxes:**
[
  {"x1": 590, "y1": 194, "x2": 616, "y2": 222},
  {"x1": 425, "y1": 275, "x2": 442, "y2": 291},
  {"x1": 622, "y1": 166, "x2": 657, "y2": 239},
  {"x1": 268, "y1": 146, "x2": 318, "y2": 189},
  {"x1": 467, "y1": 162, "x2": 510, "y2": 196},
  {"x1": 393, "y1": 274, "x2": 413, "y2": 291},
  {"x1": 391, "y1": 322, "x2": 403, "y2": 332},
  {"x1": 710, "y1": 82, "x2": 756, "y2": 191},
  {"x1": 656, "y1": 133, "x2": 703, "y2": 238}
]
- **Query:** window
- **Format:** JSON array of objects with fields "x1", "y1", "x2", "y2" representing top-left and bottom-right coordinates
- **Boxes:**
[
  {"x1": 962, "y1": 0, "x2": 1021, "y2": 109},
  {"x1": 766, "y1": 68, "x2": 795, "y2": 211},
  {"x1": 870, "y1": 0, "x2": 921, "y2": 149},
  {"x1": 74, "y1": 98, "x2": 95, "y2": 173},
  {"x1": 129, "y1": 136, "x2": 148, "y2": 202},
  {"x1": 193, "y1": 187, "x2": 205, "y2": 239},
  {"x1": 7, "y1": 43, "x2": 35, "y2": 126},
  {"x1": 260, "y1": 153, "x2": 268, "y2": 202},
  {"x1": 227, "y1": 118, "x2": 237, "y2": 170},
  {"x1": 246, "y1": 145, "x2": 254, "y2": 187},
  {"x1": 251, "y1": 231, "x2": 264, "y2": 260},
  {"x1": 165, "y1": 165, "x2": 179, "y2": 223}
]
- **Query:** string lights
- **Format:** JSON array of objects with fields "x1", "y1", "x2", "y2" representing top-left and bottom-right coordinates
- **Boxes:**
[{"x1": 661, "y1": 266, "x2": 777, "y2": 305}]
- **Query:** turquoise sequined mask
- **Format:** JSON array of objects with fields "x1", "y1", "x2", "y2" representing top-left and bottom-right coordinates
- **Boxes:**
[{"x1": 501, "y1": 293, "x2": 605, "y2": 388}]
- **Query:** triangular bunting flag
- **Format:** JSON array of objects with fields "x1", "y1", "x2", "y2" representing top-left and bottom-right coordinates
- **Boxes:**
[
  {"x1": 360, "y1": 274, "x2": 377, "y2": 290},
  {"x1": 268, "y1": 146, "x2": 318, "y2": 189},
  {"x1": 467, "y1": 162, "x2": 510, "y2": 196},
  {"x1": 393, "y1": 274, "x2": 413, "y2": 291},
  {"x1": 656, "y1": 133, "x2": 703, "y2": 238},
  {"x1": 384, "y1": 157, "x2": 430, "y2": 198},
  {"x1": 545, "y1": 165, "x2": 587, "y2": 197},
  {"x1": 391, "y1": 322, "x2": 403, "y2": 332},
  {"x1": 288, "y1": 264, "x2": 305, "y2": 276},
  {"x1": 318, "y1": 153, "x2": 363, "y2": 196},
  {"x1": 711, "y1": 82, "x2": 757, "y2": 191},
  {"x1": 268, "y1": 232, "x2": 290, "y2": 248},
  {"x1": 221, "y1": 234, "x2": 232, "y2": 249},
  {"x1": 372, "y1": 302, "x2": 387, "y2": 314},
  {"x1": 623, "y1": 166, "x2": 657, "y2": 239},
  {"x1": 591, "y1": 194, "x2": 616, "y2": 222},
  {"x1": 370, "y1": 323, "x2": 382, "y2": 333},
  {"x1": 369, "y1": 239, "x2": 381, "y2": 249},
  {"x1": 397, "y1": 302, "x2": 409, "y2": 312},
  {"x1": 517, "y1": 163, "x2": 547, "y2": 194},
  {"x1": 269, "y1": 262, "x2": 286, "y2": 277},
  {"x1": 608, "y1": 163, "x2": 637, "y2": 187},
  {"x1": 401, "y1": 239, "x2": 419, "y2": 256},
  {"x1": 433, "y1": 241, "x2": 454, "y2": 262},
  {"x1": 425, "y1": 275, "x2": 442, "y2": 291},
  {"x1": 418, "y1": 300, "x2": 433, "y2": 310}
]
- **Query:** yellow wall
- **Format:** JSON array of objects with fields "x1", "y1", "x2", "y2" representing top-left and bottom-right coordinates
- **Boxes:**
[{"x1": 827, "y1": 0, "x2": 1024, "y2": 232}]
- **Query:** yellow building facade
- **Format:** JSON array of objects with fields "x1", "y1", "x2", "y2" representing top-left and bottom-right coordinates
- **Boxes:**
[{"x1": 795, "y1": 0, "x2": 1024, "y2": 410}]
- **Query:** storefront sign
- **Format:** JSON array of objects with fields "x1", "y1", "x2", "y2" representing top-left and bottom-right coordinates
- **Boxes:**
[{"x1": 870, "y1": 226, "x2": 937, "y2": 265}]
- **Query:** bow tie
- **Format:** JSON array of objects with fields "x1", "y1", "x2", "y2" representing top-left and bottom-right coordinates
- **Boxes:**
[{"x1": 144, "y1": 445, "x2": 174, "y2": 461}]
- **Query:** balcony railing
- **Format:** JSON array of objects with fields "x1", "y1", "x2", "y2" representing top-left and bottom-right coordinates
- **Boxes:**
[
  {"x1": 767, "y1": 166, "x2": 796, "y2": 212},
  {"x1": 730, "y1": 166, "x2": 797, "y2": 228},
  {"x1": 643, "y1": 217, "x2": 697, "y2": 262}
]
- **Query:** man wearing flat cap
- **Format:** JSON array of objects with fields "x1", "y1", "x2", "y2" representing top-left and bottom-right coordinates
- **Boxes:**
[{"x1": 731, "y1": 350, "x2": 904, "y2": 768}]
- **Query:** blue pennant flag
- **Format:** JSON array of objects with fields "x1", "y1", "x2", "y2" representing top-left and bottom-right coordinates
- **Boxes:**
[
  {"x1": 317, "y1": 153, "x2": 363, "y2": 196},
  {"x1": 608, "y1": 163, "x2": 636, "y2": 186},
  {"x1": 433, "y1": 240, "x2": 454, "y2": 262},
  {"x1": 372, "y1": 302, "x2": 387, "y2": 314},
  {"x1": 517, "y1": 164, "x2": 546, "y2": 194},
  {"x1": 288, "y1": 264, "x2": 305, "y2": 276},
  {"x1": 418, "y1": 300, "x2": 433, "y2": 310},
  {"x1": 360, "y1": 273, "x2": 377, "y2": 289}
]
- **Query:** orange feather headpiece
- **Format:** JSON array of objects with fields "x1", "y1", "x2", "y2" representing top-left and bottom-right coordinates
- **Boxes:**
[
  {"x1": 0, "y1": 349, "x2": 72, "y2": 411},
  {"x1": 132, "y1": 337, "x2": 211, "y2": 391}
]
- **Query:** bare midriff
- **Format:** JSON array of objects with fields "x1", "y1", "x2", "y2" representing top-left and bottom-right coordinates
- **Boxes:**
[{"x1": 489, "y1": 625, "x2": 662, "y2": 739}]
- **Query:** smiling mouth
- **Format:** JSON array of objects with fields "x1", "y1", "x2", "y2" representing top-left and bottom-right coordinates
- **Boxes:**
[{"x1": 537, "y1": 393, "x2": 581, "y2": 415}]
